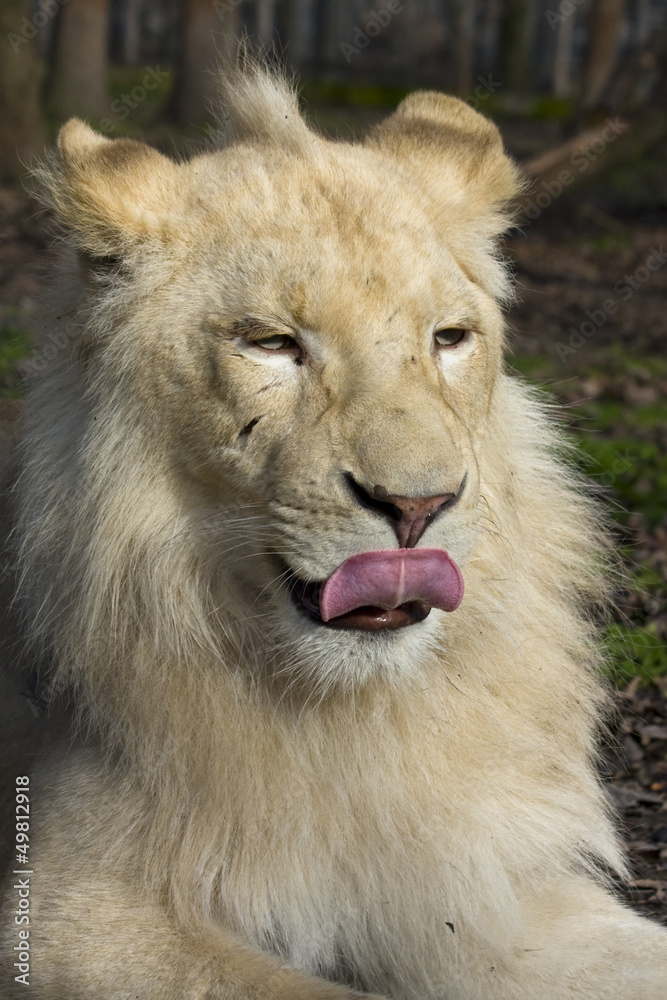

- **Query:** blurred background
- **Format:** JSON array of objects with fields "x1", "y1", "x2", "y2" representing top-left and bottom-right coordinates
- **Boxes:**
[
  {"x1": 0, "y1": 0, "x2": 666, "y2": 914},
  {"x1": 3, "y1": 0, "x2": 667, "y2": 156}
]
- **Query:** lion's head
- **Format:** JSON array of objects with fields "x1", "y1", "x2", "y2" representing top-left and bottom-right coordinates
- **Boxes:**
[{"x1": 20, "y1": 69, "x2": 603, "y2": 709}]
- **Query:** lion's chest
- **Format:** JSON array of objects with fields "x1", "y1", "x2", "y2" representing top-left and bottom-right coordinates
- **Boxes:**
[{"x1": 211, "y1": 757, "x2": 507, "y2": 1000}]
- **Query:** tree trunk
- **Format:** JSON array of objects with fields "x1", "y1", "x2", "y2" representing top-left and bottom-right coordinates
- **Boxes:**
[
  {"x1": 50, "y1": 0, "x2": 110, "y2": 120},
  {"x1": 122, "y1": 0, "x2": 143, "y2": 65},
  {"x1": 456, "y1": 0, "x2": 477, "y2": 96},
  {"x1": 256, "y1": 0, "x2": 277, "y2": 49},
  {"x1": 552, "y1": 6, "x2": 575, "y2": 97},
  {"x1": 579, "y1": 0, "x2": 627, "y2": 113},
  {"x1": 605, "y1": 22, "x2": 667, "y2": 114},
  {"x1": 173, "y1": 0, "x2": 241, "y2": 128},
  {"x1": 0, "y1": 0, "x2": 46, "y2": 182},
  {"x1": 479, "y1": 0, "x2": 502, "y2": 79},
  {"x1": 283, "y1": 0, "x2": 312, "y2": 69},
  {"x1": 635, "y1": 0, "x2": 652, "y2": 46},
  {"x1": 498, "y1": 0, "x2": 531, "y2": 92},
  {"x1": 318, "y1": 0, "x2": 346, "y2": 67}
]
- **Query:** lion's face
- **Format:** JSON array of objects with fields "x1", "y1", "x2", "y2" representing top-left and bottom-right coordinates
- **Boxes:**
[
  {"x1": 142, "y1": 150, "x2": 503, "y2": 661},
  {"x1": 39, "y1": 82, "x2": 520, "y2": 684}
]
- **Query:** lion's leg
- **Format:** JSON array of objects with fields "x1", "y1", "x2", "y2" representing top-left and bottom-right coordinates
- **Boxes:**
[
  {"x1": 505, "y1": 878, "x2": 667, "y2": 1000},
  {"x1": 2, "y1": 872, "x2": 383, "y2": 1000}
]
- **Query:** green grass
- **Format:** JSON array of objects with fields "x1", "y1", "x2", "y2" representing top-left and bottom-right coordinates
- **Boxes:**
[
  {"x1": 586, "y1": 232, "x2": 634, "y2": 252},
  {"x1": 571, "y1": 435, "x2": 666, "y2": 682},
  {"x1": 0, "y1": 325, "x2": 28, "y2": 398},
  {"x1": 299, "y1": 79, "x2": 409, "y2": 110},
  {"x1": 511, "y1": 348, "x2": 667, "y2": 682},
  {"x1": 570, "y1": 389, "x2": 667, "y2": 532},
  {"x1": 530, "y1": 95, "x2": 574, "y2": 122},
  {"x1": 605, "y1": 624, "x2": 667, "y2": 686}
]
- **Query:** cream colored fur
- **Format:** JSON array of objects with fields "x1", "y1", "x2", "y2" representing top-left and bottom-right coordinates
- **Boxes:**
[{"x1": 1, "y1": 65, "x2": 666, "y2": 999}]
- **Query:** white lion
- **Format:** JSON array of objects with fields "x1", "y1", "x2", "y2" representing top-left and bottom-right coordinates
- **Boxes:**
[{"x1": 1, "y1": 67, "x2": 666, "y2": 999}]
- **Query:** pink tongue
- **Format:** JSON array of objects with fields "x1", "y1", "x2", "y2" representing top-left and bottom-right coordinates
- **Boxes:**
[{"x1": 320, "y1": 548, "x2": 464, "y2": 622}]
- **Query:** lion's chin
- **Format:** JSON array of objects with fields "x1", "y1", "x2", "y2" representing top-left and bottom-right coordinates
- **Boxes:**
[{"x1": 289, "y1": 575, "x2": 432, "y2": 632}]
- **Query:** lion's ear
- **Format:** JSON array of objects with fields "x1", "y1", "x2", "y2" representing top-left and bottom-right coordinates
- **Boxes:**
[
  {"x1": 368, "y1": 92, "x2": 521, "y2": 232},
  {"x1": 33, "y1": 120, "x2": 179, "y2": 258},
  {"x1": 367, "y1": 93, "x2": 522, "y2": 298}
]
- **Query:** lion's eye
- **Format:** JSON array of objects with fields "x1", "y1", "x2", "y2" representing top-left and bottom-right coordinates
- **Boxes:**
[
  {"x1": 434, "y1": 328, "x2": 468, "y2": 348},
  {"x1": 254, "y1": 334, "x2": 295, "y2": 352}
]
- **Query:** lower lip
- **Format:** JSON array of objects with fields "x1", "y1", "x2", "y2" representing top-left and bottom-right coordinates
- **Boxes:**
[{"x1": 323, "y1": 602, "x2": 432, "y2": 631}]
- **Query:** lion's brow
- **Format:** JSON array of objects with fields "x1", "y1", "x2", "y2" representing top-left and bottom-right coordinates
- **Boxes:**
[{"x1": 228, "y1": 317, "x2": 288, "y2": 338}]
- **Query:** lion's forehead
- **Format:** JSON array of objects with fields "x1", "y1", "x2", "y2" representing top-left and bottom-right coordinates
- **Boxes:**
[
  {"x1": 172, "y1": 162, "x2": 475, "y2": 336},
  {"x1": 185, "y1": 146, "x2": 450, "y2": 269}
]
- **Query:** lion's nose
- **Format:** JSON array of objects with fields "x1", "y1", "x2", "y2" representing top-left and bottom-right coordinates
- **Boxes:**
[{"x1": 345, "y1": 474, "x2": 464, "y2": 548}]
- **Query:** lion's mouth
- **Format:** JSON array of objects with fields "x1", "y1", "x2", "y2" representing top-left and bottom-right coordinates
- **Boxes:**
[
  {"x1": 289, "y1": 576, "x2": 433, "y2": 631},
  {"x1": 287, "y1": 548, "x2": 464, "y2": 633}
]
